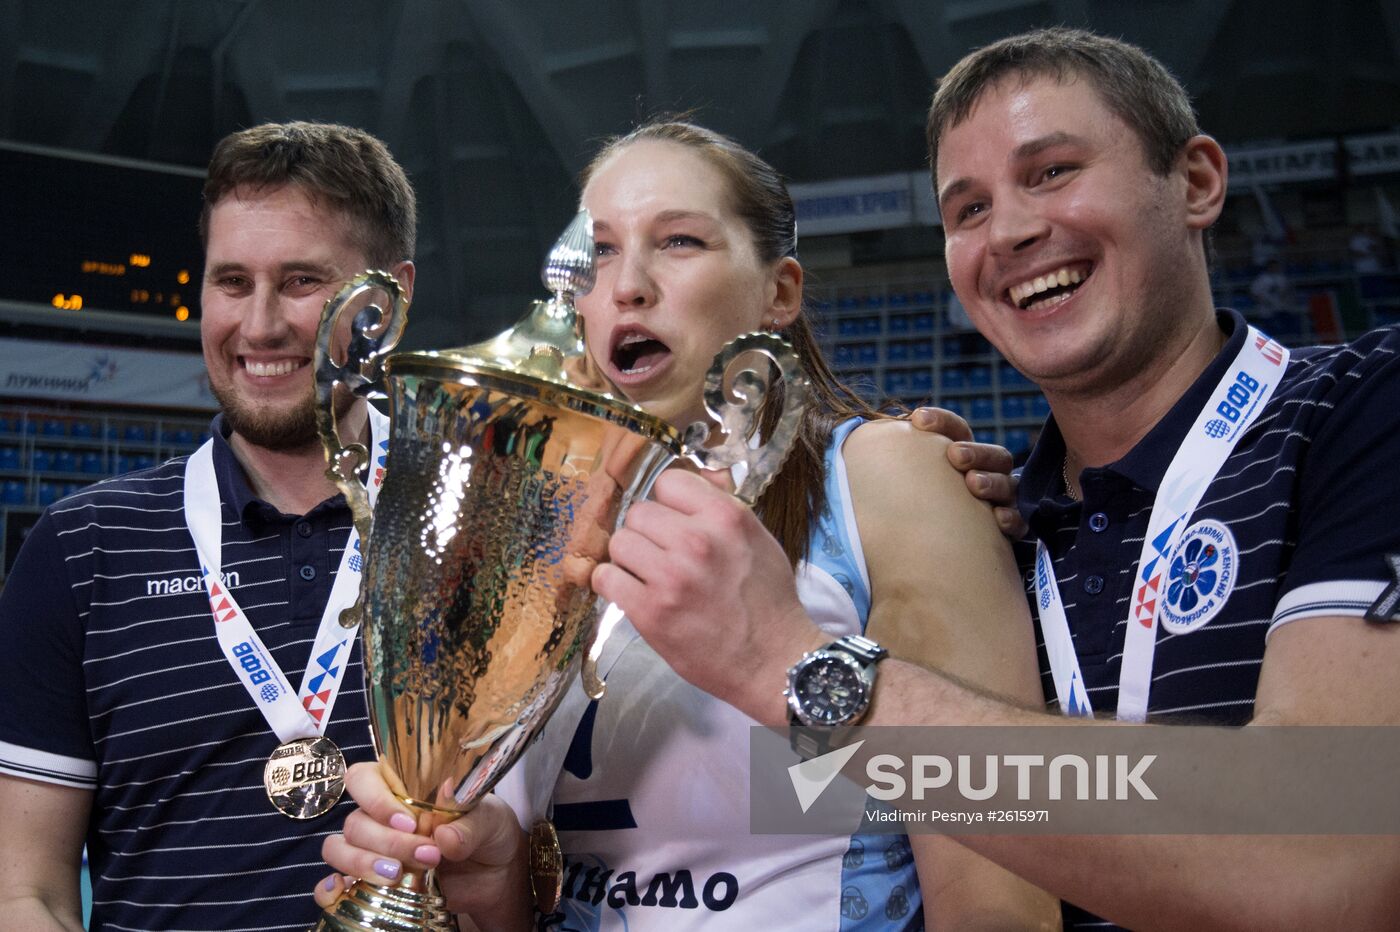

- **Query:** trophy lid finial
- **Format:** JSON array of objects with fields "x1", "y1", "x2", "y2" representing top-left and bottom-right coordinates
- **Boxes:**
[
  {"x1": 542, "y1": 210, "x2": 596, "y2": 300},
  {"x1": 439, "y1": 210, "x2": 606, "y2": 387}
]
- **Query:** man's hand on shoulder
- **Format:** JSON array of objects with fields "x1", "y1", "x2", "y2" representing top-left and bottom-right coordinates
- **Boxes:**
[{"x1": 911, "y1": 406, "x2": 1027, "y2": 540}]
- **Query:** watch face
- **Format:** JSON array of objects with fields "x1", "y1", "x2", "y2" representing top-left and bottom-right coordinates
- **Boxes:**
[{"x1": 793, "y1": 654, "x2": 866, "y2": 726}]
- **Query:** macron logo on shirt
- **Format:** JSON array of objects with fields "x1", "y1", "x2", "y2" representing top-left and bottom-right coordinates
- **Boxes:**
[
  {"x1": 788, "y1": 740, "x2": 865, "y2": 813},
  {"x1": 146, "y1": 571, "x2": 240, "y2": 596}
]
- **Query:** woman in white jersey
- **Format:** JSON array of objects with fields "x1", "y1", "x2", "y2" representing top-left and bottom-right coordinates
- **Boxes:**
[{"x1": 316, "y1": 121, "x2": 1056, "y2": 930}]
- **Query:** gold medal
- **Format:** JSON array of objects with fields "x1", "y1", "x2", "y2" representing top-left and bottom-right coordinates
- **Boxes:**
[
  {"x1": 264, "y1": 735, "x2": 346, "y2": 819},
  {"x1": 528, "y1": 819, "x2": 563, "y2": 914}
]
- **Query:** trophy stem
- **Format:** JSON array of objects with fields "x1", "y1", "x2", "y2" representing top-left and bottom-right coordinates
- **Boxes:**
[{"x1": 312, "y1": 869, "x2": 456, "y2": 931}]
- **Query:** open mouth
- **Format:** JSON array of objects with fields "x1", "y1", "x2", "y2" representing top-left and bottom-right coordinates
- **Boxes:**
[
  {"x1": 240, "y1": 357, "x2": 308, "y2": 377},
  {"x1": 610, "y1": 328, "x2": 671, "y2": 376},
  {"x1": 1006, "y1": 263, "x2": 1093, "y2": 311}
]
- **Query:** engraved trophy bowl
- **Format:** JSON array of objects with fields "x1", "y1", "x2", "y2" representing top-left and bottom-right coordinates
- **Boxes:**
[{"x1": 312, "y1": 211, "x2": 809, "y2": 930}]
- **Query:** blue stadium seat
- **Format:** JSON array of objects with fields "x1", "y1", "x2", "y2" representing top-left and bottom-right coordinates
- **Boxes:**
[
  {"x1": 998, "y1": 363, "x2": 1030, "y2": 387},
  {"x1": 31, "y1": 449, "x2": 53, "y2": 472},
  {"x1": 883, "y1": 372, "x2": 911, "y2": 395},
  {"x1": 3, "y1": 480, "x2": 26, "y2": 504},
  {"x1": 886, "y1": 342, "x2": 910, "y2": 362},
  {"x1": 38, "y1": 482, "x2": 59, "y2": 505},
  {"x1": 1001, "y1": 395, "x2": 1028, "y2": 420},
  {"x1": 42, "y1": 419, "x2": 65, "y2": 437},
  {"x1": 81, "y1": 451, "x2": 105, "y2": 474},
  {"x1": 124, "y1": 424, "x2": 151, "y2": 443},
  {"x1": 970, "y1": 397, "x2": 995, "y2": 422},
  {"x1": 1004, "y1": 429, "x2": 1032, "y2": 456},
  {"x1": 910, "y1": 371, "x2": 932, "y2": 394},
  {"x1": 1031, "y1": 395, "x2": 1052, "y2": 418},
  {"x1": 0, "y1": 447, "x2": 20, "y2": 470},
  {"x1": 71, "y1": 421, "x2": 96, "y2": 439},
  {"x1": 941, "y1": 369, "x2": 966, "y2": 391},
  {"x1": 967, "y1": 366, "x2": 993, "y2": 388},
  {"x1": 54, "y1": 450, "x2": 78, "y2": 473}
]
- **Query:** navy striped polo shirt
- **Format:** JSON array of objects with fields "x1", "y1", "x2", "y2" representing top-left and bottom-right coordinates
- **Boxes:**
[
  {"x1": 0, "y1": 415, "x2": 374, "y2": 931},
  {"x1": 1017, "y1": 311, "x2": 1400, "y2": 726},
  {"x1": 1016, "y1": 311, "x2": 1400, "y2": 929}
]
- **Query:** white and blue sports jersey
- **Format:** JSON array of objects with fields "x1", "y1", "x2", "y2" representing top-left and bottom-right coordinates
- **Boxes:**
[{"x1": 501, "y1": 418, "x2": 922, "y2": 931}]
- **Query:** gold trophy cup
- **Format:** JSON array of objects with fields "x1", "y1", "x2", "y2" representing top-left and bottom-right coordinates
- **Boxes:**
[{"x1": 311, "y1": 212, "x2": 808, "y2": 929}]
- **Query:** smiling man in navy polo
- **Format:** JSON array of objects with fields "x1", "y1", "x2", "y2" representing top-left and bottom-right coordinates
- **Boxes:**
[
  {"x1": 0, "y1": 122, "x2": 415, "y2": 931},
  {"x1": 589, "y1": 27, "x2": 1400, "y2": 931}
]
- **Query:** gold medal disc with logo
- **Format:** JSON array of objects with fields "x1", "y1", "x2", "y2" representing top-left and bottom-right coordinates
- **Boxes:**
[
  {"x1": 264, "y1": 735, "x2": 346, "y2": 819},
  {"x1": 529, "y1": 819, "x2": 563, "y2": 914}
]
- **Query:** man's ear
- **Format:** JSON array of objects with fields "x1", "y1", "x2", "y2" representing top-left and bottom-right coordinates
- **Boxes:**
[
  {"x1": 768, "y1": 256, "x2": 804, "y2": 329},
  {"x1": 1181, "y1": 135, "x2": 1228, "y2": 231},
  {"x1": 390, "y1": 260, "x2": 416, "y2": 305}
]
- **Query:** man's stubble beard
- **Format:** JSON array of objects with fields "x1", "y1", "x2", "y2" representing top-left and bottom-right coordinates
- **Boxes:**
[{"x1": 210, "y1": 379, "x2": 320, "y2": 451}]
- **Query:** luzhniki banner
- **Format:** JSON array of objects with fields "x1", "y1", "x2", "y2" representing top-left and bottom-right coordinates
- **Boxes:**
[{"x1": 0, "y1": 337, "x2": 214, "y2": 409}]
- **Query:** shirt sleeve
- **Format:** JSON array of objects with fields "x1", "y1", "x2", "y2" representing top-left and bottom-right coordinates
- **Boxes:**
[
  {"x1": 1271, "y1": 333, "x2": 1400, "y2": 632},
  {"x1": 0, "y1": 509, "x2": 98, "y2": 788}
]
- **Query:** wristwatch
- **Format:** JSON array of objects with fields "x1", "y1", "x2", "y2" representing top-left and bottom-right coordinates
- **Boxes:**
[{"x1": 784, "y1": 634, "x2": 888, "y2": 759}]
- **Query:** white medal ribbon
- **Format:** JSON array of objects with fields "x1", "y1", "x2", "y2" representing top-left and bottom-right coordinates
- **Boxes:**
[
  {"x1": 184, "y1": 407, "x2": 389, "y2": 743},
  {"x1": 1035, "y1": 327, "x2": 1289, "y2": 721}
]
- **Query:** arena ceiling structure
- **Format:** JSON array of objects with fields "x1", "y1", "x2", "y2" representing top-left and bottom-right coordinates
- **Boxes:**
[{"x1": 3, "y1": 0, "x2": 1399, "y2": 348}]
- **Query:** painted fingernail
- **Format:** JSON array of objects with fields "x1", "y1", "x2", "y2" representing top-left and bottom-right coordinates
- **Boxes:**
[
  {"x1": 372, "y1": 858, "x2": 401, "y2": 881},
  {"x1": 389, "y1": 812, "x2": 416, "y2": 832},
  {"x1": 414, "y1": 843, "x2": 442, "y2": 866},
  {"x1": 322, "y1": 874, "x2": 337, "y2": 892}
]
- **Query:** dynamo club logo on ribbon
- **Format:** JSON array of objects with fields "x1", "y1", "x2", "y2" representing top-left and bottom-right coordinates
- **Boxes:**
[{"x1": 1160, "y1": 519, "x2": 1238, "y2": 634}]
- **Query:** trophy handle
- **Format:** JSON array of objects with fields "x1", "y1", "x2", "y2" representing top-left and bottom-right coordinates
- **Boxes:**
[
  {"x1": 680, "y1": 331, "x2": 811, "y2": 505},
  {"x1": 313, "y1": 270, "x2": 408, "y2": 570},
  {"x1": 580, "y1": 441, "x2": 676, "y2": 699}
]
